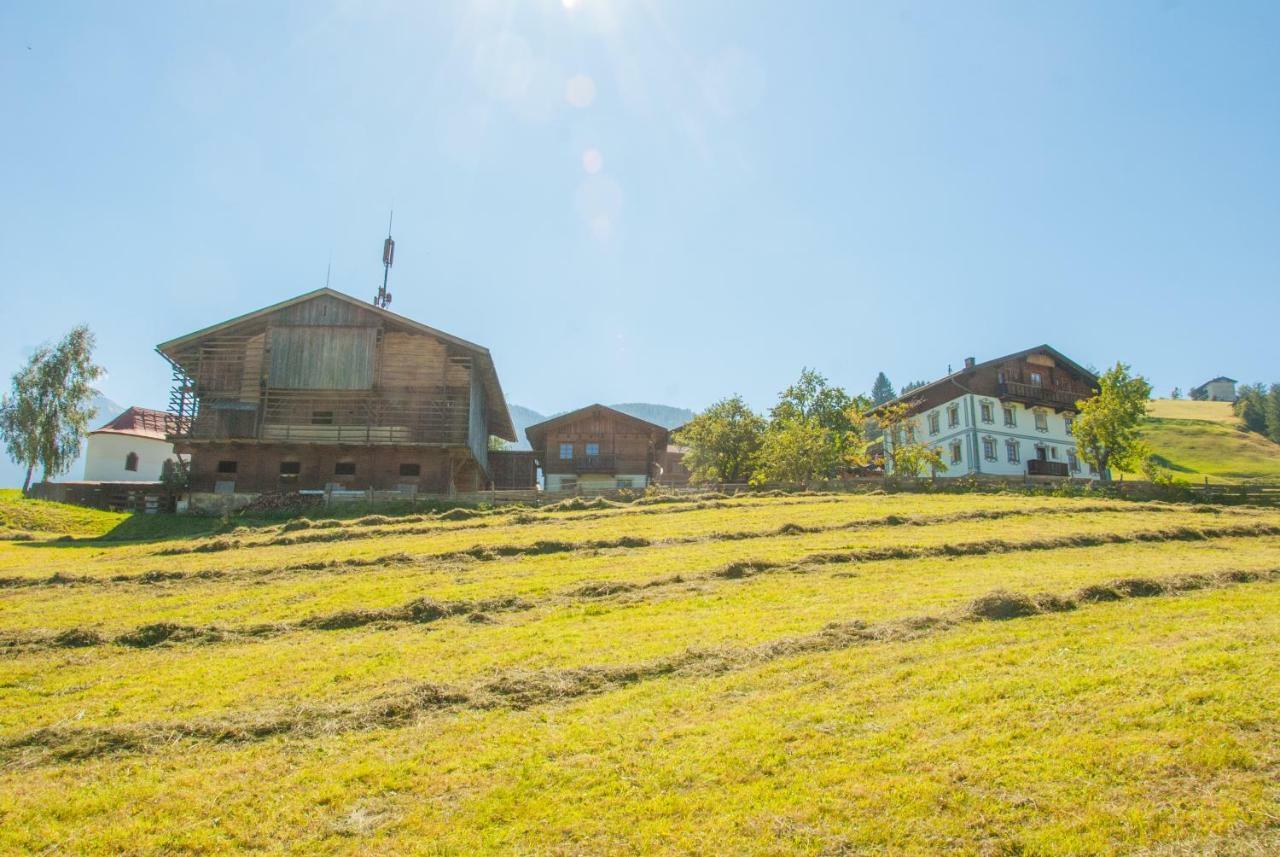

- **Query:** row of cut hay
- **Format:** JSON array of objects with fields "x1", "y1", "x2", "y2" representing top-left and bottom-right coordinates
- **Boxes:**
[{"x1": 6, "y1": 566, "x2": 1275, "y2": 765}]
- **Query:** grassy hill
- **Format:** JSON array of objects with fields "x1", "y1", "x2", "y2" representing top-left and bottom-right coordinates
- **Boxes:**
[
  {"x1": 2, "y1": 492, "x2": 1279, "y2": 853},
  {"x1": 1133, "y1": 399, "x2": 1280, "y2": 483},
  {"x1": 0, "y1": 488, "x2": 127, "y2": 539}
]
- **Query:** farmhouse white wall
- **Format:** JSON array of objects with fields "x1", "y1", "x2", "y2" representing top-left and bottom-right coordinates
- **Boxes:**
[
  {"x1": 884, "y1": 393, "x2": 1098, "y2": 479},
  {"x1": 83, "y1": 433, "x2": 176, "y2": 482}
]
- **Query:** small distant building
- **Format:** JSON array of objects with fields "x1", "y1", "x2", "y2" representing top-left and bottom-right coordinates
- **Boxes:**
[
  {"x1": 83, "y1": 407, "x2": 178, "y2": 482},
  {"x1": 876, "y1": 345, "x2": 1101, "y2": 480},
  {"x1": 1189, "y1": 377, "x2": 1237, "y2": 402},
  {"x1": 525, "y1": 404, "x2": 669, "y2": 492}
]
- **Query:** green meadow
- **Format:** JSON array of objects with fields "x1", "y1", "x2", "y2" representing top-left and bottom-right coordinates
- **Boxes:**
[{"x1": 1, "y1": 490, "x2": 1278, "y2": 855}]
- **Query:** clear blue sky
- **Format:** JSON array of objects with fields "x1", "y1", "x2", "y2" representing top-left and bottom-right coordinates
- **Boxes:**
[{"x1": 2, "y1": 0, "x2": 1277, "y2": 419}]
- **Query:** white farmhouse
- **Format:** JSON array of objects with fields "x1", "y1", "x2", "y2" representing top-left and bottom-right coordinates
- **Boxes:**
[
  {"x1": 879, "y1": 346, "x2": 1101, "y2": 480},
  {"x1": 83, "y1": 407, "x2": 178, "y2": 482}
]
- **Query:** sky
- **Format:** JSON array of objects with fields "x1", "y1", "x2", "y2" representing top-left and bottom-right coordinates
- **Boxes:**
[{"x1": 1, "y1": 0, "x2": 1277, "y2": 422}]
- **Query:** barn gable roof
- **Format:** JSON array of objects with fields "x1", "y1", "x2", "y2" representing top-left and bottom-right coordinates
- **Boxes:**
[{"x1": 155, "y1": 288, "x2": 516, "y2": 441}]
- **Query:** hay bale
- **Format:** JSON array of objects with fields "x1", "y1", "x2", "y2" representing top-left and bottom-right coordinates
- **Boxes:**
[{"x1": 965, "y1": 590, "x2": 1042, "y2": 621}]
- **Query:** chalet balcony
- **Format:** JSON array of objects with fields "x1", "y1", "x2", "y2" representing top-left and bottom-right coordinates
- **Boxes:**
[
  {"x1": 547, "y1": 454, "x2": 651, "y2": 475},
  {"x1": 1027, "y1": 459, "x2": 1070, "y2": 477},
  {"x1": 998, "y1": 381, "x2": 1092, "y2": 411}
]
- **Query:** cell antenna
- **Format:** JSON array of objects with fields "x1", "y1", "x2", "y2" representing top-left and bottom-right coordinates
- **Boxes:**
[{"x1": 375, "y1": 211, "x2": 395, "y2": 309}]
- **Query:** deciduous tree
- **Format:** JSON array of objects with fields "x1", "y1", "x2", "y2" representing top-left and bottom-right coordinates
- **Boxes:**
[
  {"x1": 1072, "y1": 362, "x2": 1152, "y2": 481},
  {"x1": 875, "y1": 400, "x2": 946, "y2": 478},
  {"x1": 0, "y1": 326, "x2": 104, "y2": 493},
  {"x1": 672, "y1": 395, "x2": 765, "y2": 484}
]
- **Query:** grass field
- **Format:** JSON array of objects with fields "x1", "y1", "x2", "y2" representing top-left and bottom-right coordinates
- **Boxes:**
[
  {"x1": 1128, "y1": 399, "x2": 1280, "y2": 484},
  {"x1": 1, "y1": 490, "x2": 1278, "y2": 854}
]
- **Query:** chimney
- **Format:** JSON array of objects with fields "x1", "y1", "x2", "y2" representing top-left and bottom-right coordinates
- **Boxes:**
[{"x1": 963, "y1": 356, "x2": 976, "y2": 370}]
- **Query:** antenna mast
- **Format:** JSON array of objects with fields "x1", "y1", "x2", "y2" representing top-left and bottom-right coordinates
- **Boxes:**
[{"x1": 374, "y1": 211, "x2": 395, "y2": 309}]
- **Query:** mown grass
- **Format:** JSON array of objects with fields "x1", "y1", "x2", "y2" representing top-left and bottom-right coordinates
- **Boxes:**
[
  {"x1": 1132, "y1": 399, "x2": 1280, "y2": 484},
  {"x1": 1, "y1": 491, "x2": 1278, "y2": 854},
  {"x1": 0, "y1": 489, "x2": 126, "y2": 539}
]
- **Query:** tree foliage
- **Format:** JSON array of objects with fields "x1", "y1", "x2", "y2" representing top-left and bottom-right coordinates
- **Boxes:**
[
  {"x1": 754, "y1": 369, "x2": 867, "y2": 484},
  {"x1": 1232, "y1": 383, "x2": 1280, "y2": 443},
  {"x1": 1170, "y1": 387, "x2": 1182, "y2": 400},
  {"x1": 1, "y1": 327, "x2": 104, "y2": 493},
  {"x1": 899, "y1": 380, "x2": 927, "y2": 396},
  {"x1": 754, "y1": 416, "x2": 838, "y2": 485},
  {"x1": 673, "y1": 395, "x2": 765, "y2": 484},
  {"x1": 875, "y1": 400, "x2": 946, "y2": 478},
  {"x1": 871, "y1": 372, "x2": 895, "y2": 405},
  {"x1": 1071, "y1": 362, "x2": 1152, "y2": 481}
]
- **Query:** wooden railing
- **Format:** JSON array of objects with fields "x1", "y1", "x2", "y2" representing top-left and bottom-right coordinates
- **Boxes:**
[
  {"x1": 546, "y1": 455, "x2": 652, "y2": 474},
  {"x1": 998, "y1": 382, "x2": 1091, "y2": 409},
  {"x1": 1027, "y1": 459, "x2": 1070, "y2": 477}
]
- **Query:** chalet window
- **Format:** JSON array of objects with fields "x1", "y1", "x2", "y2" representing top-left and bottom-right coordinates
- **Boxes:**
[
  {"x1": 1050, "y1": 446, "x2": 1058, "y2": 460},
  {"x1": 1003, "y1": 406, "x2": 1016, "y2": 427},
  {"x1": 586, "y1": 442, "x2": 600, "y2": 457},
  {"x1": 982, "y1": 437, "x2": 997, "y2": 461},
  {"x1": 1006, "y1": 439, "x2": 1020, "y2": 463},
  {"x1": 616, "y1": 477, "x2": 637, "y2": 489},
  {"x1": 124, "y1": 452, "x2": 139, "y2": 472},
  {"x1": 1064, "y1": 416, "x2": 1074, "y2": 434},
  {"x1": 1034, "y1": 410, "x2": 1049, "y2": 432},
  {"x1": 311, "y1": 411, "x2": 334, "y2": 425},
  {"x1": 217, "y1": 460, "x2": 238, "y2": 474},
  {"x1": 334, "y1": 461, "x2": 356, "y2": 476},
  {"x1": 947, "y1": 405, "x2": 960, "y2": 428},
  {"x1": 279, "y1": 461, "x2": 301, "y2": 475},
  {"x1": 1068, "y1": 450, "x2": 1080, "y2": 472},
  {"x1": 980, "y1": 402, "x2": 994, "y2": 423},
  {"x1": 399, "y1": 463, "x2": 421, "y2": 477},
  {"x1": 1030, "y1": 371, "x2": 1043, "y2": 386},
  {"x1": 950, "y1": 441, "x2": 962, "y2": 464},
  {"x1": 559, "y1": 443, "x2": 573, "y2": 460},
  {"x1": 928, "y1": 412, "x2": 940, "y2": 435}
]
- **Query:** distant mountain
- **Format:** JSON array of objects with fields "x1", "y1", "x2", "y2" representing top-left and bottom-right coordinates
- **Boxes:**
[
  {"x1": 501, "y1": 402, "x2": 695, "y2": 451},
  {"x1": 0, "y1": 394, "x2": 127, "y2": 487}
]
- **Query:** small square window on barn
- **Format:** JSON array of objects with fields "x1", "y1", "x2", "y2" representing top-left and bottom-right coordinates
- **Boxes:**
[
  {"x1": 124, "y1": 452, "x2": 139, "y2": 472},
  {"x1": 586, "y1": 442, "x2": 600, "y2": 456},
  {"x1": 334, "y1": 461, "x2": 356, "y2": 476},
  {"x1": 399, "y1": 463, "x2": 421, "y2": 477},
  {"x1": 311, "y1": 411, "x2": 334, "y2": 425},
  {"x1": 217, "y1": 460, "x2": 238, "y2": 474},
  {"x1": 279, "y1": 461, "x2": 301, "y2": 475}
]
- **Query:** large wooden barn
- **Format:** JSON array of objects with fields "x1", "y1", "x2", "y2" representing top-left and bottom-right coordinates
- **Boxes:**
[{"x1": 156, "y1": 288, "x2": 516, "y2": 501}]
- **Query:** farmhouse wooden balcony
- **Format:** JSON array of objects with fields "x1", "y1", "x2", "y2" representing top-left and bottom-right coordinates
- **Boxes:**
[
  {"x1": 547, "y1": 454, "x2": 651, "y2": 475},
  {"x1": 1027, "y1": 459, "x2": 1070, "y2": 477},
  {"x1": 998, "y1": 381, "x2": 1092, "y2": 411}
]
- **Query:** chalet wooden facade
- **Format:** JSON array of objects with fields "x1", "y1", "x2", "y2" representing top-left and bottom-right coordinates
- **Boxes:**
[
  {"x1": 156, "y1": 288, "x2": 516, "y2": 497},
  {"x1": 525, "y1": 405, "x2": 669, "y2": 491},
  {"x1": 878, "y1": 345, "x2": 1100, "y2": 479}
]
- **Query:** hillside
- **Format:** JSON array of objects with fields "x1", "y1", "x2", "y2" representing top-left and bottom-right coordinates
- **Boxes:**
[
  {"x1": 0, "y1": 488, "x2": 126, "y2": 539},
  {"x1": 2, "y1": 492, "x2": 1279, "y2": 853},
  {"x1": 1136, "y1": 399, "x2": 1280, "y2": 483}
]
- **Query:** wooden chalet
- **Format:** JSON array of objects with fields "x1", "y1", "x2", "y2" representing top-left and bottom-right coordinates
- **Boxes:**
[
  {"x1": 156, "y1": 288, "x2": 516, "y2": 496},
  {"x1": 525, "y1": 405, "x2": 669, "y2": 491}
]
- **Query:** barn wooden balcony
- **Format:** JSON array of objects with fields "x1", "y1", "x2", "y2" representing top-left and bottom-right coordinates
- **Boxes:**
[
  {"x1": 547, "y1": 455, "x2": 652, "y2": 475},
  {"x1": 998, "y1": 381, "x2": 1092, "y2": 411},
  {"x1": 1027, "y1": 459, "x2": 1070, "y2": 477}
]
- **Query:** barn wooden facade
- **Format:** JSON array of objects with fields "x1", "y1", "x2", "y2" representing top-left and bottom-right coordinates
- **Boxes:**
[
  {"x1": 525, "y1": 405, "x2": 669, "y2": 491},
  {"x1": 157, "y1": 288, "x2": 516, "y2": 496}
]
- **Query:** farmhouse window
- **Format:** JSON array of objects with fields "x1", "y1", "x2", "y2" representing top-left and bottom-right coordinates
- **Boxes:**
[
  {"x1": 124, "y1": 452, "x2": 139, "y2": 472},
  {"x1": 980, "y1": 402, "x2": 994, "y2": 423},
  {"x1": 586, "y1": 442, "x2": 600, "y2": 456},
  {"x1": 1034, "y1": 410, "x2": 1049, "y2": 432},
  {"x1": 1064, "y1": 416, "x2": 1074, "y2": 434},
  {"x1": 982, "y1": 437, "x2": 997, "y2": 461},
  {"x1": 1030, "y1": 371, "x2": 1043, "y2": 386},
  {"x1": 947, "y1": 405, "x2": 960, "y2": 428},
  {"x1": 1006, "y1": 440, "x2": 1020, "y2": 463},
  {"x1": 216, "y1": 460, "x2": 238, "y2": 474},
  {"x1": 950, "y1": 441, "x2": 962, "y2": 464},
  {"x1": 279, "y1": 461, "x2": 301, "y2": 475},
  {"x1": 559, "y1": 443, "x2": 573, "y2": 460},
  {"x1": 311, "y1": 410, "x2": 334, "y2": 425},
  {"x1": 399, "y1": 463, "x2": 421, "y2": 477},
  {"x1": 334, "y1": 461, "x2": 356, "y2": 476},
  {"x1": 928, "y1": 412, "x2": 940, "y2": 435},
  {"x1": 1003, "y1": 406, "x2": 1016, "y2": 427},
  {"x1": 1068, "y1": 450, "x2": 1080, "y2": 472}
]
